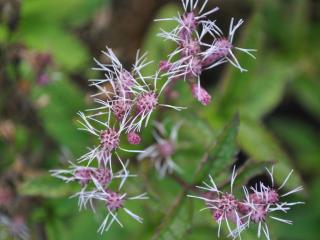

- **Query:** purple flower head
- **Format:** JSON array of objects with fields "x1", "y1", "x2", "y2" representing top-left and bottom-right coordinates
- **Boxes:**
[
  {"x1": 100, "y1": 128, "x2": 120, "y2": 152},
  {"x1": 237, "y1": 167, "x2": 304, "y2": 240},
  {"x1": 157, "y1": 140, "x2": 175, "y2": 158},
  {"x1": 181, "y1": 39, "x2": 201, "y2": 57},
  {"x1": 191, "y1": 83, "x2": 212, "y2": 105},
  {"x1": 138, "y1": 121, "x2": 182, "y2": 177},
  {"x1": 116, "y1": 69, "x2": 136, "y2": 97},
  {"x1": 136, "y1": 91, "x2": 158, "y2": 114},
  {"x1": 187, "y1": 57, "x2": 203, "y2": 77},
  {"x1": 51, "y1": 164, "x2": 96, "y2": 188},
  {"x1": 188, "y1": 167, "x2": 246, "y2": 239},
  {"x1": 126, "y1": 72, "x2": 185, "y2": 133},
  {"x1": 88, "y1": 47, "x2": 183, "y2": 136},
  {"x1": 157, "y1": 0, "x2": 220, "y2": 42},
  {"x1": 156, "y1": 1, "x2": 220, "y2": 81},
  {"x1": 127, "y1": 132, "x2": 141, "y2": 145},
  {"x1": 159, "y1": 60, "x2": 172, "y2": 72},
  {"x1": 179, "y1": 11, "x2": 197, "y2": 39},
  {"x1": 201, "y1": 18, "x2": 256, "y2": 72},
  {"x1": 111, "y1": 98, "x2": 131, "y2": 121},
  {"x1": 105, "y1": 190, "x2": 124, "y2": 212},
  {"x1": 74, "y1": 168, "x2": 95, "y2": 186},
  {"x1": 77, "y1": 174, "x2": 148, "y2": 234},
  {"x1": 201, "y1": 37, "x2": 232, "y2": 66},
  {"x1": 249, "y1": 205, "x2": 268, "y2": 224},
  {"x1": 76, "y1": 111, "x2": 136, "y2": 169},
  {"x1": 157, "y1": 2, "x2": 255, "y2": 108},
  {"x1": 93, "y1": 167, "x2": 112, "y2": 187},
  {"x1": 51, "y1": 164, "x2": 112, "y2": 192}
]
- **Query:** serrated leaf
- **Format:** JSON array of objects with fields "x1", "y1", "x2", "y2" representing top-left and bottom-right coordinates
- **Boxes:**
[
  {"x1": 195, "y1": 115, "x2": 239, "y2": 182},
  {"x1": 152, "y1": 193, "x2": 193, "y2": 240}
]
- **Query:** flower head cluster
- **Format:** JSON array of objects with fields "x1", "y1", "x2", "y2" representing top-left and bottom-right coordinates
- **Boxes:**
[
  {"x1": 72, "y1": 48, "x2": 184, "y2": 170},
  {"x1": 157, "y1": 0, "x2": 255, "y2": 105},
  {"x1": 51, "y1": 48, "x2": 187, "y2": 232},
  {"x1": 188, "y1": 166, "x2": 303, "y2": 239},
  {"x1": 51, "y1": 0, "x2": 260, "y2": 235},
  {"x1": 138, "y1": 121, "x2": 182, "y2": 177}
]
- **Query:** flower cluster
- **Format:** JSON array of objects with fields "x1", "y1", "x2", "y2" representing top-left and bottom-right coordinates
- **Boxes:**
[
  {"x1": 188, "y1": 167, "x2": 304, "y2": 239},
  {"x1": 157, "y1": 0, "x2": 255, "y2": 105},
  {"x1": 51, "y1": 48, "x2": 184, "y2": 233},
  {"x1": 52, "y1": 0, "x2": 260, "y2": 235}
]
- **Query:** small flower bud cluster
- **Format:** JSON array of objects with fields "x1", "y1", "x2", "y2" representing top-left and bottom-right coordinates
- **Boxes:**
[
  {"x1": 188, "y1": 167, "x2": 304, "y2": 239},
  {"x1": 157, "y1": 0, "x2": 256, "y2": 105}
]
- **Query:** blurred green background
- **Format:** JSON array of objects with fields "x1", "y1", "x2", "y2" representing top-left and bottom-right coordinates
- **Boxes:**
[{"x1": 0, "y1": 0, "x2": 319, "y2": 239}]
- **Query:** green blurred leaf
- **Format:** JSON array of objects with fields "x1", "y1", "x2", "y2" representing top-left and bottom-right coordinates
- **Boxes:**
[
  {"x1": 238, "y1": 117, "x2": 303, "y2": 188},
  {"x1": 31, "y1": 78, "x2": 89, "y2": 155},
  {"x1": 18, "y1": 174, "x2": 75, "y2": 198},
  {"x1": 13, "y1": 0, "x2": 108, "y2": 70},
  {"x1": 291, "y1": 75, "x2": 320, "y2": 119},
  {"x1": 269, "y1": 117, "x2": 320, "y2": 174}
]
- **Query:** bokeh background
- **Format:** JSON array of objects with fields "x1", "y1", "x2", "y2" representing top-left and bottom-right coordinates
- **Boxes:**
[{"x1": 0, "y1": 0, "x2": 319, "y2": 239}]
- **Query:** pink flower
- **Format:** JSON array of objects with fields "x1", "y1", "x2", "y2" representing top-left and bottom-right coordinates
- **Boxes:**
[
  {"x1": 74, "y1": 168, "x2": 95, "y2": 186},
  {"x1": 188, "y1": 167, "x2": 244, "y2": 238},
  {"x1": 111, "y1": 99, "x2": 131, "y2": 121},
  {"x1": 159, "y1": 60, "x2": 172, "y2": 72},
  {"x1": 105, "y1": 190, "x2": 124, "y2": 212},
  {"x1": 238, "y1": 167, "x2": 304, "y2": 239},
  {"x1": 201, "y1": 38, "x2": 232, "y2": 67},
  {"x1": 138, "y1": 121, "x2": 181, "y2": 177},
  {"x1": 127, "y1": 132, "x2": 141, "y2": 145},
  {"x1": 191, "y1": 83, "x2": 212, "y2": 105},
  {"x1": 136, "y1": 91, "x2": 158, "y2": 114},
  {"x1": 93, "y1": 168, "x2": 112, "y2": 187},
  {"x1": 100, "y1": 128, "x2": 120, "y2": 152}
]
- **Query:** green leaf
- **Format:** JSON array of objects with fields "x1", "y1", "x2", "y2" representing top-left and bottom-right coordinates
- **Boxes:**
[
  {"x1": 291, "y1": 75, "x2": 320, "y2": 119},
  {"x1": 31, "y1": 78, "x2": 89, "y2": 155},
  {"x1": 152, "y1": 192, "x2": 193, "y2": 240},
  {"x1": 195, "y1": 115, "x2": 239, "y2": 182},
  {"x1": 13, "y1": 0, "x2": 107, "y2": 70},
  {"x1": 269, "y1": 117, "x2": 320, "y2": 174},
  {"x1": 18, "y1": 174, "x2": 76, "y2": 198},
  {"x1": 238, "y1": 117, "x2": 303, "y2": 188}
]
